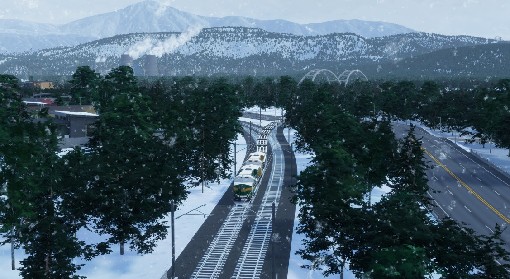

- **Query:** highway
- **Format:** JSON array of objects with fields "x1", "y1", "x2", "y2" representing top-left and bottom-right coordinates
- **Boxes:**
[{"x1": 393, "y1": 123, "x2": 510, "y2": 246}]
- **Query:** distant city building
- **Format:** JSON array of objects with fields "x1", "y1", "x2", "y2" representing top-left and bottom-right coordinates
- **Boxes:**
[
  {"x1": 48, "y1": 105, "x2": 98, "y2": 138},
  {"x1": 120, "y1": 54, "x2": 134, "y2": 67},
  {"x1": 22, "y1": 100, "x2": 48, "y2": 118},
  {"x1": 21, "y1": 99, "x2": 98, "y2": 147},
  {"x1": 144, "y1": 55, "x2": 159, "y2": 76},
  {"x1": 32, "y1": 81, "x2": 54, "y2": 90},
  {"x1": 25, "y1": 94, "x2": 56, "y2": 105}
]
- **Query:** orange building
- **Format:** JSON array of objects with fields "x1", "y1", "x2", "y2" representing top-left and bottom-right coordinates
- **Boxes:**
[{"x1": 33, "y1": 81, "x2": 54, "y2": 90}]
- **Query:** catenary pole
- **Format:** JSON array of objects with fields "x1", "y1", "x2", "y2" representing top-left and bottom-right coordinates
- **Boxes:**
[{"x1": 171, "y1": 200, "x2": 175, "y2": 279}]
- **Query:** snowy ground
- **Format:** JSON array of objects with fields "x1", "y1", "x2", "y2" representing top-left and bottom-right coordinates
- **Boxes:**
[
  {"x1": 1, "y1": 109, "x2": 508, "y2": 279},
  {"x1": 284, "y1": 127, "x2": 342, "y2": 279},
  {"x1": 1, "y1": 134, "x2": 248, "y2": 279}
]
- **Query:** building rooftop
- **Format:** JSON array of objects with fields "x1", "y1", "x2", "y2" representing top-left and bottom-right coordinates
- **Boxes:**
[{"x1": 54, "y1": 110, "x2": 98, "y2": 117}]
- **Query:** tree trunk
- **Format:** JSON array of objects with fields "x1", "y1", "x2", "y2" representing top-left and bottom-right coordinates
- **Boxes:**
[
  {"x1": 120, "y1": 242, "x2": 125, "y2": 255},
  {"x1": 45, "y1": 253, "x2": 50, "y2": 276},
  {"x1": 340, "y1": 258, "x2": 346, "y2": 279},
  {"x1": 10, "y1": 227, "x2": 15, "y2": 270}
]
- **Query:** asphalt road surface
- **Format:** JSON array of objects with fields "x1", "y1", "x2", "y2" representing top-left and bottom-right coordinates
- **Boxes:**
[{"x1": 393, "y1": 122, "x2": 510, "y2": 247}]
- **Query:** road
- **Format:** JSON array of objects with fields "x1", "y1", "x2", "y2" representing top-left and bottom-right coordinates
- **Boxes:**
[{"x1": 393, "y1": 122, "x2": 510, "y2": 246}]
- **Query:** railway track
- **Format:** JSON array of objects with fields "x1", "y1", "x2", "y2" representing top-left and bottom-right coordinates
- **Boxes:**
[
  {"x1": 190, "y1": 124, "x2": 284, "y2": 279},
  {"x1": 232, "y1": 129, "x2": 283, "y2": 279},
  {"x1": 191, "y1": 204, "x2": 251, "y2": 278}
]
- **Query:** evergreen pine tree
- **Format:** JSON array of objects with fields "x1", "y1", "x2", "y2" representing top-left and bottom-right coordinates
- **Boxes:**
[
  {"x1": 68, "y1": 66, "x2": 101, "y2": 105},
  {"x1": 87, "y1": 66, "x2": 183, "y2": 255}
]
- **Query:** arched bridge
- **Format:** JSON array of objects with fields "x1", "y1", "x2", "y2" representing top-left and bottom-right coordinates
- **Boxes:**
[{"x1": 298, "y1": 69, "x2": 368, "y2": 86}]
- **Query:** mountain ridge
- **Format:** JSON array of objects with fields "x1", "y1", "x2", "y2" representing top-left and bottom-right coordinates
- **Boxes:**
[
  {"x1": 0, "y1": 27, "x2": 500, "y2": 79},
  {"x1": 0, "y1": 0, "x2": 415, "y2": 53}
]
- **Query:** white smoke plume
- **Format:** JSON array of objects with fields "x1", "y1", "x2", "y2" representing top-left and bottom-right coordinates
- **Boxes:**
[
  {"x1": 126, "y1": 26, "x2": 202, "y2": 60},
  {"x1": 95, "y1": 56, "x2": 106, "y2": 63},
  {"x1": 127, "y1": 38, "x2": 155, "y2": 60},
  {"x1": 149, "y1": 25, "x2": 202, "y2": 57}
]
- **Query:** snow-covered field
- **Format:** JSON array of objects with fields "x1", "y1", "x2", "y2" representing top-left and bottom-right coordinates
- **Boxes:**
[
  {"x1": 1, "y1": 108, "x2": 509, "y2": 279},
  {"x1": 1, "y1": 134, "x2": 248, "y2": 279}
]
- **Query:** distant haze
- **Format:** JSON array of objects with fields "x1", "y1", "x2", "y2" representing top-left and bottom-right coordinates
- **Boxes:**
[{"x1": 0, "y1": 0, "x2": 508, "y2": 40}]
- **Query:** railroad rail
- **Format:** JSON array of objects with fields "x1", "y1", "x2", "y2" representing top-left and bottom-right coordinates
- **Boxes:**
[
  {"x1": 232, "y1": 128, "x2": 284, "y2": 278},
  {"x1": 190, "y1": 123, "x2": 284, "y2": 279},
  {"x1": 191, "y1": 204, "x2": 251, "y2": 278}
]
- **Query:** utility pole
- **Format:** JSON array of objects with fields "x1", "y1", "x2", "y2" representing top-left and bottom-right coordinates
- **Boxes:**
[
  {"x1": 233, "y1": 140, "x2": 237, "y2": 176},
  {"x1": 272, "y1": 202, "x2": 276, "y2": 279},
  {"x1": 259, "y1": 107, "x2": 262, "y2": 128},
  {"x1": 201, "y1": 127, "x2": 205, "y2": 193},
  {"x1": 171, "y1": 200, "x2": 175, "y2": 279}
]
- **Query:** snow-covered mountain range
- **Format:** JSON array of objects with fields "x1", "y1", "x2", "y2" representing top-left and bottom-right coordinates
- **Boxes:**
[
  {"x1": 0, "y1": 0, "x2": 414, "y2": 53},
  {"x1": 1, "y1": 0, "x2": 505, "y2": 79},
  {"x1": 0, "y1": 27, "x2": 500, "y2": 78}
]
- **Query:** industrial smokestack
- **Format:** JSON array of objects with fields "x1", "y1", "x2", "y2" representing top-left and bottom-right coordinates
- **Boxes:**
[
  {"x1": 143, "y1": 55, "x2": 158, "y2": 76},
  {"x1": 120, "y1": 54, "x2": 133, "y2": 67}
]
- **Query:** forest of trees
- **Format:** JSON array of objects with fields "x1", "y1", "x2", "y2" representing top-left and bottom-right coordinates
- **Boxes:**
[
  {"x1": 2, "y1": 69, "x2": 510, "y2": 278},
  {"x1": 239, "y1": 76, "x2": 510, "y2": 277},
  {"x1": 283, "y1": 79, "x2": 510, "y2": 278},
  {"x1": 0, "y1": 67, "x2": 242, "y2": 278}
]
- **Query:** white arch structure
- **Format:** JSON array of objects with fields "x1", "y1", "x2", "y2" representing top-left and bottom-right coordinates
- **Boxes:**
[
  {"x1": 298, "y1": 69, "x2": 368, "y2": 86},
  {"x1": 337, "y1": 70, "x2": 368, "y2": 86}
]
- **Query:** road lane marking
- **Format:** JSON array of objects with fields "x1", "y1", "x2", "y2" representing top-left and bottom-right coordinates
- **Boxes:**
[
  {"x1": 442, "y1": 140, "x2": 510, "y2": 187},
  {"x1": 427, "y1": 191, "x2": 449, "y2": 218},
  {"x1": 486, "y1": 225, "x2": 495, "y2": 233},
  {"x1": 423, "y1": 147, "x2": 510, "y2": 224},
  {"x1": 495, "y1": 190, "x2": 501, "y2": 196},
  {"x1": 464, "y1": 205, "x2": 472, "y2": 212}
]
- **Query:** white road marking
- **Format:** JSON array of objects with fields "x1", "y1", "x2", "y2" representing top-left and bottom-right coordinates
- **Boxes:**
[
  {"x1": 486, "y1": 225, "x2": 495, "y2": 233},
  {"x1": 428, "y1": 191, "x2": 449, "y2": 218}
]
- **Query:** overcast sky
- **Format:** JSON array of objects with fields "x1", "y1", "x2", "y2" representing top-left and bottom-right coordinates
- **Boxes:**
[{"x1": 0, "y1": 0, "x2": 508, "y2": 39}]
